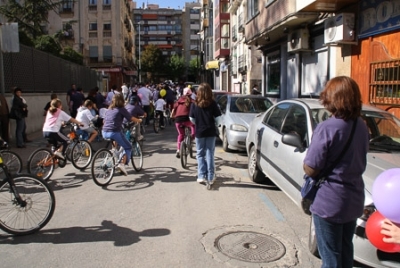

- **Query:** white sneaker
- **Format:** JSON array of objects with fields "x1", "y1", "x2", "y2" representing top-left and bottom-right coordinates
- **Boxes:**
[
  {"x1": 210, "y1": 177, "x2": 216, "y2": 185},
  {"x1": 54, "y1": 151, "x2": 65, "y2": 160},
  {"x1": 197, "y1": 178, "x2": 205, "y2": 183},
  {"x1": 118, "y1": 163, "x2": 128, "y2": 176}
]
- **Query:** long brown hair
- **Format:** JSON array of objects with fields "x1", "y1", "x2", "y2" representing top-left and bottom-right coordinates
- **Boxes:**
[
  {"x1": 195, "y1": 83, "x2": 213, "y2": 108},
  {"x1": 109, "y1": 93, "x2": 125, "y2": 109},
  {"x1": 320, "y1": 76, "x2": 362, "y2": 120},
  {"x1": 49, "y1": 99, "x2": 62, "y2": 114}
]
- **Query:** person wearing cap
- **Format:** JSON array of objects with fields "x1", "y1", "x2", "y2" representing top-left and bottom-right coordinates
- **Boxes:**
[
  {"x1": 173, "y1": 87, "x2": 195, "y2": 158},
  {"x1": 125, "y1": 95, "x2": 146, "y2": 141}
]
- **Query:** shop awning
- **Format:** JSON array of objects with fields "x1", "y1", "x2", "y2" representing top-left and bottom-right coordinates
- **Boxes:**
[{"x1": 206, "y1": 60, "x2": 219, "y2": 70}]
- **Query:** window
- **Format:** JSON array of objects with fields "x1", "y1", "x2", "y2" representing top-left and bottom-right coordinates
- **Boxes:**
[
  {"x1": 247, "y1": 0, "x2": 259, "y2": 19},
  {"x1": 103, "y1": 0, "x2": 111, "y2": 5},
  {"x1": 89, "y1": 46, "x2": 98, "y2": 63},
  {"x1": 264, "y1": 103, "x2": 290, "y2": 132},
  {"x1": 103, "y1": 23, "x2": 111, "y2": 31},
  {"x1": 89, "y1": 0, "x2": 97, "y2": 5},
  {"x1": 89, "y1": 23, "x2": 97, "y2": 31},
  {"x1": 61, "y1": 0, "x2": 73, "y2": 12},
  {"x1": 267, "y1": 54, "x2": 280, "y2": 95},
  {"x1": 103, "y1": 46, "x2": 112, "y2": 63},
  {"x1": 370, "y1": 59, "x2": 400, "y2": 105}
]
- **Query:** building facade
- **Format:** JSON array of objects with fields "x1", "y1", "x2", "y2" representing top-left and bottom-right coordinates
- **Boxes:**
[{"x1": 47, "y1": 0, "x2": 134, "y2": 92}]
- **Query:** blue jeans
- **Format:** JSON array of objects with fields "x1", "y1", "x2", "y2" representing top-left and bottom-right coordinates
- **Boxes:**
[
  {"x1": 102, "y1": 131, "x2": 132, "y2": 165},
  {"x1": 313, "y1": 214, "x2": 356, "y2": 268},
  {"x1": 195, "y1": 136, "x2": 216, "y2": 181},
  {"x1": 16, "y1": 118, "x2": 26, "y2": 147}
]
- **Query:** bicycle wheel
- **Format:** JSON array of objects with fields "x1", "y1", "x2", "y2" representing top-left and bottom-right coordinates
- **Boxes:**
[
  {"x1": 165, "y1": 109, "x2": 172, "y2": 126},
  {"x1": 187, "y1": 136, "x2": 194, "y2": 159},
  {"x1": 180, "y1": 141, "x2": 188, "y2": 168},
  {"x1": 0, "y1": 174, "x2": 56, "y2": 235},
  {"x1": 154, "y1": 116, "x2": 160, "y2": 133},
  {"x1": 27, "y1": 148, "x2": 55, "y2": 181},
  {"x1": 0, "y1": 150, "x2": 22, "y2": 176},
  {"x1": 91, "y1": 149, "x2": 115, "y2": 186},
  {"x1": 71, "y1": 140, "x2": 93, "y2": 170},
  {"x1": 130, "y1": 141, "x2": 143, "y2": 171}
]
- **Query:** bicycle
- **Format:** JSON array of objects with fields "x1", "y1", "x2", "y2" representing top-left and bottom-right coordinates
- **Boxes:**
[
  {"x1": 164, "y1": 107, "x2": 172, "y2": 126},
  {"x1": 0, "y1": 144, "x2": 22, "y2": 176},
  {"x1": 180, "y1": 125, "x2": 194, "y2": 169},
  {"x1": 0, "y1": 154, "x2": 56, "y2": 235},
  {"x1": 153, "y1": 111, "x2": 162, "y2": 133},
  {"x1": 90, "y1": 140, "x2": 126, "y2": 186},
  {"x1": 124, "y1": 122, "x2": 143, "y2": 171},
  {"x1": 64, "y1": 123, "x2": 93, "y2": 170}
]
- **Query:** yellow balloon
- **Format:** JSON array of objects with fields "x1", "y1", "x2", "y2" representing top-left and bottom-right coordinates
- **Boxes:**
[{"x1": 160, "y1": 89, "x2": 166, "y2": 97}]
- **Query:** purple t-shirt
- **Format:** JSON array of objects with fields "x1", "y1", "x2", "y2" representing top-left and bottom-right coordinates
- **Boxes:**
[
  {"x1": 303, "y1": 116, "x2": 369, "y2": 223},
  {"x1": 102, "y1": 107, "x2": 132, "y2": 132},
  {"x1": 124, "y1": 104, "x2": 145, "y2": 123}
]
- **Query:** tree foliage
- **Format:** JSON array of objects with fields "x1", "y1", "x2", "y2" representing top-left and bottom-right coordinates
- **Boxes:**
[
  {"x1": 188, "y1": 58, "x2": 201, "y2": 82},
  {"x1": 167, "y1": 55, "x2": 186, "y2": 81},
  {"x1": 34, "y1": 35, "x2": 62, "y2": 56},
  {"x1": 0, "y1": 0, "x2": 61, "y2": 39},
  {"x1": 141, "y1": 44, "x2": 164, "y2": 81},
  {"x1": 60, "y1": 47, "x2": 83, "y2": 65}
]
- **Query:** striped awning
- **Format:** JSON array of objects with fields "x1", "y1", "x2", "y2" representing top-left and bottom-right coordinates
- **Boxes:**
[{"x1": 205, "y1": 60, "x2": 219, "y2": 70}]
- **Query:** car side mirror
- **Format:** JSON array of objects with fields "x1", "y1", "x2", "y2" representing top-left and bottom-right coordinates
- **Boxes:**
[{"x1": 282, "y1": 132, "x2": 305, "y2": 151}]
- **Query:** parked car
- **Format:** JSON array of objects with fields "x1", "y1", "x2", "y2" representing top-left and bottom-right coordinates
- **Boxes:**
[
  {"x1": 246, "y1": 98, "x2": 400, "y2": 268},
  {"x1": 217, "y1": 94, "x2": 273, "y2": 151}
]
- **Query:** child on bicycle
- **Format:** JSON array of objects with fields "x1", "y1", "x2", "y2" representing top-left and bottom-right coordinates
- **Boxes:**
[
  {"x1": 76, "y1": 100, "x2": 98, "y2": 143},
  {"x1": 173, "y1": 87, "x2": 195, "y2": 158},
  {"x1": 154, "y1": 92, "x2": 166, "y2": 129},
  {"x1": 43, "y1": 99, "x2": 84, "y2": 160},
  {"x1": 102, "y1": 94, "x2": 142, "y2": 176}
]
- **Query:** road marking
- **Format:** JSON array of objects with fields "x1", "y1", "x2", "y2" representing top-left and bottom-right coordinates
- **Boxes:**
[{"x1": 259, "y1": 193, "x2": 285, "y2": 222}]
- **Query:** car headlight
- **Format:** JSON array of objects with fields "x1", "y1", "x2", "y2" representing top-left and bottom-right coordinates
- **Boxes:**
[
  {"x1": 230, "y1": 124, "x2": 247, "y2": 132},
  {"x1": 359, "y1": 204, "x2": 376, "y2": 221}
]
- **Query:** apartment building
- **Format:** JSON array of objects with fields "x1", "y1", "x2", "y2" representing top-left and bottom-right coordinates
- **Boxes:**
[{"x1": 46, "y1": 0, "x2": 134, "y2": 91}]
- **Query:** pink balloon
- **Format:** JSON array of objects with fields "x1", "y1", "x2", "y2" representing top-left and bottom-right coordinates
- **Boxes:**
[{"x1": 372, "y1": 168, "x2": 400, "y2": 223}]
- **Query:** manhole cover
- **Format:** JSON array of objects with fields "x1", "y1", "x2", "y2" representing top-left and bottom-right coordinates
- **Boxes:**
[{"x1": 216, "y1": 231, "x2": 286, "y2": 263}]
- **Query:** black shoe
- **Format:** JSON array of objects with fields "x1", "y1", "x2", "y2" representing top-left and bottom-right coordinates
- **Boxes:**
[
  {"x1": 176, "y1": 151, "x2": 180, "y2": 158},
  {"x1": 17, "y1": 145, "x2": 26, "y2": 148}
]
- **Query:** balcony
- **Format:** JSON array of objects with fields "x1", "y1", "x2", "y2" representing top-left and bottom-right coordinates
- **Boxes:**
[
  {"x1": 89, "y1": 5, "x2": 97, "y2": 11},
  {"x1": 89, "y1": 32, "x2": 98, "y2": 38},
  {"x1": 103, "y1": 31, "x2": 112, "y2": 38},
  {"x1": 103, "y1": 5, "x2": 111, "y2": 11}
]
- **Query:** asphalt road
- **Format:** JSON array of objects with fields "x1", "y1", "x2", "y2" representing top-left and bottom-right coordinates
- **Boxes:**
[{"x1": 0, "y1": 124, "x2": 324, "y2": 267}]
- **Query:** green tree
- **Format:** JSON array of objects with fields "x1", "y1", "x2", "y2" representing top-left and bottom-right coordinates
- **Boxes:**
[
  {"x1": 0, "y1": 0, "x2": 62, "y2": 40},
  {"x1": 140, "y1": 44, "x2": 164, "y2": 82},
  {"x1": 34, "y1": 35, "x2": 62, "y2": 56},
  {"x1": 167, "y1": 55, "x2": 186, "y2": 81},
  {"x1": 60, "y1": 46, "x2": 83, "y2": 65},
  {"x1": 188, "y1": 58, "x2": 200, "y2": 83}
]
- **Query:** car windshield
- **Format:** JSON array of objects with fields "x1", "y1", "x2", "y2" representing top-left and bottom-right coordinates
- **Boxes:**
[
  {"x1": 311, "y1": 108, "x2": 400, "y2": 152},
  {"x1": 229, "y1": 97, "x2": 272, "y2": 113}
]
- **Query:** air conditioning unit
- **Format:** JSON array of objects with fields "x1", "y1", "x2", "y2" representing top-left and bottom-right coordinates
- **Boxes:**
[
  {"x1": 171, "y1": 41, "x2": 176, "y2": 44},
  {"x1": 171, "y1": 31, "x2": 175, "y2": 35},
  {"x1": 324, "y1": 13, "x2": 355, "y2": 44},
  {"x1": 287, "y1": 28, "x2": 309, "y2": 52}
]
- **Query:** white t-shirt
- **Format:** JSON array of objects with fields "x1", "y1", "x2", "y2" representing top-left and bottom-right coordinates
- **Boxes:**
[
  {"x1": 76, "y1": 107, "x2": 95, "y2": 130},
  {"x1": 155, "y1": 99, "x2": 166, "y2": 111},
  {"x1": 43, "y1": 109, "x2": 71, "y2": 132},
  {"x1": 121, "y1": 85, "x2": 129, "y2": 99}
]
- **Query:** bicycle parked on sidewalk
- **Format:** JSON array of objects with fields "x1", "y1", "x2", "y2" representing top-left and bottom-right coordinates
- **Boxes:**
[
  {"x1": 0, "y1": 154, "x2": 56, "y2": 235},
  {"x1": 180, "y1": 125, "x2": 194, "y2": 169}
]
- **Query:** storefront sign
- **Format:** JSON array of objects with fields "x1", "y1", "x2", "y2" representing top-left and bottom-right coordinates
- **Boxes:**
[{"x1": 359, "y1": 0, "x2": 400, "y2": 39}]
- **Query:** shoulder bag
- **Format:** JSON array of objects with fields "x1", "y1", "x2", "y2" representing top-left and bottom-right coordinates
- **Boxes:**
[{"x1": 301, "y1": 119, "x2": 357, "y2": 215}]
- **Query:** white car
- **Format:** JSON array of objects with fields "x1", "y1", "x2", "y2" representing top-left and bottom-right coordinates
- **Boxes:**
[{"x1": 246, "y1": 98, "x2": 400, "y2": 268}]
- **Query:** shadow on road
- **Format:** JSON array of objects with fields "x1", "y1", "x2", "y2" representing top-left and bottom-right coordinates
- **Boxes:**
[{"x1": 0, "y1": 220, "x2": 170, "y2": 246}]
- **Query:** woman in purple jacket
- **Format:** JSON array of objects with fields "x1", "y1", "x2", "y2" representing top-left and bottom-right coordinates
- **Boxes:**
[
  {"x1": 303, "y1": 76, "x2": 369, "y2": 268},
  {"x1": 102, "y1": 94, "x2": 142, "y2": 176}
]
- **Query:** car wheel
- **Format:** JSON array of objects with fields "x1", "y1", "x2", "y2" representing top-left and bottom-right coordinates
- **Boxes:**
[
  {"x1": 309, "y1": 215, "x2": 320, "y2": 257},
  {"x1": 248, "y1": 146, "x2": 266, "y2": 183},
  {"x1": 222, "y1": 129, "x2": 230, "y2": 152}
]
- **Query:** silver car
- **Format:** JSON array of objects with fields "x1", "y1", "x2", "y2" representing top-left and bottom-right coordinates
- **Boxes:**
[
  {"x1": 217, "y1": 94, "x2": 273, "y2": 152},
  {"x1": 246, "y1": 98, "x2": 400, "y2": 268}
]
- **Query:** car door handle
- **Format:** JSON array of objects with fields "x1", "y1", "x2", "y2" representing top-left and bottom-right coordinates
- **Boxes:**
[{"x1": 274, "y1": 141, "x2": 279, "y2": 147}]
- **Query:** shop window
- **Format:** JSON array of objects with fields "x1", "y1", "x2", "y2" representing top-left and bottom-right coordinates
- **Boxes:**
[
  {"x1": 267, "y1": 55, "x2": 280, "y2": 95},
  {"x1": 370, "y1": 59, "x2": 400, "y2": 105}
]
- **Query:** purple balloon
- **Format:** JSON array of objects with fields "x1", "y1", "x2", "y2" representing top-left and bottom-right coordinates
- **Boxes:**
[{"x1": 372, "y1": 168, "x2": 400, "y2": 223}]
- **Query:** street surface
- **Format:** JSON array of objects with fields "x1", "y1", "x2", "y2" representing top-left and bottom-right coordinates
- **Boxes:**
[{"x1": 1, "y1": 125, "x2": 324, "y2": 267}]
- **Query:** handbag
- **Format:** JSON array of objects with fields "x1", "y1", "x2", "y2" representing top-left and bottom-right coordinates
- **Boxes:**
[{"x1": 301, "y1": 119, "x2": 357, "y2": 215}]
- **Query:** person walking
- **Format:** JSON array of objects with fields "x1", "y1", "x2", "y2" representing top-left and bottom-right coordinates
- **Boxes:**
[
  {"x1": 251, "y1": 84, "x2": 261, "y2": 95},
  {"x1": 104, "y1": 85, "x2": 121, "y2": 107},
  {"x1": 70, "y1": 87, "x2": 85, "y2": 118},
  {"x1": 173, "y1": 87, "x2": 195, "y2": 158},
  {"x1": 189, "y1": 83, "x2": 221, "y2": 185},
  {"x1": 66, "y1": 84, "x2": 76, "y2": 115},
  {"x1": 0, "y1": 93, "x2": 10, "y2": 142},
  {"x1": 10, "y1": 87, "x2": 28, "y2": 148},
  {"x1": 303, "y1": 76, "x2": 369, "y2": 268},
  {"x1": 137, "y1": 83, "x2": 153, "y2": 126}
]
